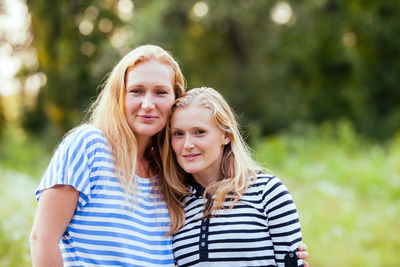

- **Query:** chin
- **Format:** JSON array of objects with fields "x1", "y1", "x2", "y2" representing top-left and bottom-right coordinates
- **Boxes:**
[
  {"x1": 182, "y1": 166, "x2": 201, "y2": 175},
  {"x1": 134, "y1": 127, "x2": 163, "y2": 137},
  {"x1": 179, "y1": 165, "x2": 193, "y2": 174}
]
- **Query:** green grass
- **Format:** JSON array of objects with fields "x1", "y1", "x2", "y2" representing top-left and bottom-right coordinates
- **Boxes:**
[
  {"x1": 255, "y1": 120, "x2": 400, "y2": 266},
  {"x1": 0, "y1": 170, "x2": 37, "y2": 267},
  {"x1": 0, "y1": 126, "x2": 49, "y2": 267},
  {"x1": 0, "y1": 120, "x2": 399, "y2": 266}
]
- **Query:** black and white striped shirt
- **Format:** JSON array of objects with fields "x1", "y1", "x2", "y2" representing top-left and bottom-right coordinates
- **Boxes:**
[{"x1": 173, "y1": 173, "x2": 303, "y2": 267}]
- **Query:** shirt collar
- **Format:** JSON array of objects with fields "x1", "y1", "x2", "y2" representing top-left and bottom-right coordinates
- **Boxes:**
[{"x1": 188, "y1": 177, "x2": 206, "y2": 198}]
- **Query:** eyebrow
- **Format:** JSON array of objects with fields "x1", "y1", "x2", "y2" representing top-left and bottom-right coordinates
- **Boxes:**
[
  {"x1": 170, "y1": 126, "x2": 206, "y2": 131},
  {"x1": 126, "y1": 84, "x2": 173, "y2": 90}
]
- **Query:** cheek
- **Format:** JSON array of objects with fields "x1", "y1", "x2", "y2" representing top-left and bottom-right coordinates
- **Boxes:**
[
  {"x1": 159, "y1": 98, "x2": 175, "y2": 115},
  {"x1": 171, "y1": 139, "x2": 181, "y2": 154},
  {"x1": 124, "y1": 96, "x2": 129, "y2": 111},
  {"x1": 210, "y1": 141, "x2": 225, "y2": 158},
  {"x1": 124, "y1": 96, "x2": 138, "y2": 111}
]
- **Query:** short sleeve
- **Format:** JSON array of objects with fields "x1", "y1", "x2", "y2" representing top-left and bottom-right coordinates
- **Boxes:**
[
  {"x1": 261, "y1": 175, "x2": 303, "y2": 267},
  {"x1": 35, "y1": 125, "x2": 105, "y2": 210}
]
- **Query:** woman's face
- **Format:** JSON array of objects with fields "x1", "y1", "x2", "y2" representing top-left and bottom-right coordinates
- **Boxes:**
[
  {"x1": 125, "y1": 60, "x2": 175, "y2": 140},
  {"x1": 170, "y1": 105, "x2": 230, "y2": 186}
]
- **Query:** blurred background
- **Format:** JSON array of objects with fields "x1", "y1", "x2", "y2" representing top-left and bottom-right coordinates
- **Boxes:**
[{"x1": 0, "y1": 0, "x2": 399, "y2": 266}]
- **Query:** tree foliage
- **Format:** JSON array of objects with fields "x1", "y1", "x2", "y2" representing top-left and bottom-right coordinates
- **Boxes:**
[
  {"x1": 22, "y1": 0, "x2": 123, "y2": 139},
  {"x1": 22, "y1": 0, "x2": 400, "y2": 141}
]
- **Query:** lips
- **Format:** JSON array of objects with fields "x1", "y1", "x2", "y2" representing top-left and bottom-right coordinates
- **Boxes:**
[
  {"x1": 137, "y1": 114, "x2": 158, "y2": 120},
  {"x1": 182, "y1": 153, "x2": 201, "y2": 160}
]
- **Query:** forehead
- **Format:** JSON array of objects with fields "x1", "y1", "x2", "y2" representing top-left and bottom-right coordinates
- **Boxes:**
[
  {"x1": 171, "y1": 105, "x2": 216, "y2": 128},
  {"x1": 126, "y1": 60, "x2": 174, "y2": 86}
]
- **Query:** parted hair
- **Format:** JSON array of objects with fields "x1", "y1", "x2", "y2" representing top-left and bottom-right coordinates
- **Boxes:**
[
  {"x1": 87, "y1": 45, "x2": 185, "y2": 217},
  {"x1": 163, "y1": 87, "x2": 262, "y2": 234}
]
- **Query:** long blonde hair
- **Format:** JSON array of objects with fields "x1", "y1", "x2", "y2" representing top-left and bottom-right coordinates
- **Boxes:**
[
  {"x1": 87, "y1": 45, "x2": 185, "y2": 208},
  {"x1": 163, "y1": 87, "x2": 261, "y2": 234}
]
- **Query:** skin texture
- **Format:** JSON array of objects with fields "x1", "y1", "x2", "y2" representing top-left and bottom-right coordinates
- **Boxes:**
[
  {"x1": 125, "y1": 60, "x2": 175, "y2": 147},
  {"x1": 171, "y1": 105, "x2": 230, "y2": 187},
  {"x1": 30, "y1": 185, "x2": 79, "y2": 267}
]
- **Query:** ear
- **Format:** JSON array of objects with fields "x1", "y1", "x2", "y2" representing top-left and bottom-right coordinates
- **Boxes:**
[{"x1": 223, "y1": 132, "x2": 231, "y2": 145}]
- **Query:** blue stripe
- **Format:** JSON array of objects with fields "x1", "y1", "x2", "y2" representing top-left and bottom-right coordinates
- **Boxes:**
[
  {"x1": 89, "y1": 195, "x2": 168, "y2": 210},
  {"x1": 90, "y1": 184, "x2": 123, "y2": 192},
  {"x1": 77, "y1": 193, "x2": 89, "y2": 209},
  {"x1": 89, "y1": 175, "x2": 119, "y2": 184},
  {"x1": 140, "y1": 189, "x2": 152, "y2": 193},
  {"x1": 87, "y1": 147, "x2": 113, "y2": 159},
  {"x1": 86, "y1": 137, "x2": 109, "y2": 150},
  {"x1": 92, "y1": 166, "x2": 115, "y2": 173},
  {"x1": 90, "y1": 193, "x2": 166, "y2": 205},
  {"x1": 70, "y1": 219, "x2": 170, "y2": 236},
  {"x1": 66, "y1": 236, "x2": 172, "y2": 255},
  {"x1": 74, "y1": 211, "x2": 170, "y2": 227},
  {"x1": 63, "y1": 250, "x2": 174, "y2": 265},
  {"x1": 81, "y1": 203, "x2": 169, "y2": 218},
  {"x1": 67, "y1": 227, "x2": 170, "y2": 245},
  {"x1": 69, "y1": 131, "x2": 88, "y2": 187}
]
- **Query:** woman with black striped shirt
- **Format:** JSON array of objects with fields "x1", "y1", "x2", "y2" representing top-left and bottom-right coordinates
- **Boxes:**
[{"x1": 163, "y1": 87, "x2": 306, "y2": 266}]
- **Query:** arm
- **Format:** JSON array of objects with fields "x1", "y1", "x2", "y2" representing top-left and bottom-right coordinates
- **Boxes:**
[
  {"x1": 30, "y1": 185, "x2": 79, "y2": 267},
  {"x1": 263, "y1": 177, "x2": 303, "y2": 266}
]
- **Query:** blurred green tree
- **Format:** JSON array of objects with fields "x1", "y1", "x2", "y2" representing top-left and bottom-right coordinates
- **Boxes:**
[
  {"x1": 0, "y1": 97, "x2": 4, "y2": 138},
  {"x1": 22, "y1": 0, "x2": 124, "y2": 141},
  {"x1": 22, "y1": 0, "x2": 400, "y2": 141},
  {"x1": 129, "y1": 0, "x2": 400, "y2": 138}
]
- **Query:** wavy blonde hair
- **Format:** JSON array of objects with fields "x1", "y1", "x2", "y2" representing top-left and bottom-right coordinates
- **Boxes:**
[
  {"x1": 87, "y1": 45, "x2": 185, "y2": 213},
  {"x1": 163, "y1": 87, "x2": 262, "y2": 234}
]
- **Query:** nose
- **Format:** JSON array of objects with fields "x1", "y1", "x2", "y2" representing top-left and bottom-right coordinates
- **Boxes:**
[
  {"x1": 141, "y1": 93, "x2": 155, "y2": 110},
  {"x1": 183, "y1": 135, "x2": 194, "y2": 149}
]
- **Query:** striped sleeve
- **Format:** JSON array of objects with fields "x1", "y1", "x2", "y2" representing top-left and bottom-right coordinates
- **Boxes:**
[
  {"x1": 35, "y1": 125, "x2": 106, "y2": 210},
  {"x1": 262, "y1": 176, "x2": 303, "y2": 267}
]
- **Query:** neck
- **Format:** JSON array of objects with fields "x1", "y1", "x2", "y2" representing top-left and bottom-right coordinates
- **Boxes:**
[
  {"x1": 135, "y1": 135, "x2": 152, "y2": 178},
  {"x1": 136, "y1": 135, "x2": 151, "y2": 156},
  {"x1": 193, "y1": 172, "x2": 221, "y2": 188},
  {"x1": 136, "y1": 157, "x2": 151, "y2": 178}
]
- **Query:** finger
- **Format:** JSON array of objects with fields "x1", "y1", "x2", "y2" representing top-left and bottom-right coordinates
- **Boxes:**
[
  {"x1": 303, "y1": 260, "x2": 309, "y2": 267},
  {"x1": 299, "y1": 243, "x2": 308, "y2": 251},
  {"x1": 297, "y1": 251, "x2": 309, "y2": 260}
]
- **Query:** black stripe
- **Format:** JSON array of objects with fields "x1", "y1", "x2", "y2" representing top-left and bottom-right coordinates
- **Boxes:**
[
  {"x1": 267, "y1": 199, "x2": 294, "y2": 214},
  {"x1": 269, "y1": 218, "x2": 300, "y2": 229},
  {"x1": 269, "y1": 209, "x2": 297, "y2": 221}
]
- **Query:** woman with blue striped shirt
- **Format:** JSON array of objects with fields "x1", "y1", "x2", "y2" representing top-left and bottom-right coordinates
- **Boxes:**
[
  {"x1": 30, "y1": 45, "x2": 309, "y2": 266},
  {"x1": 29, "y1": 45, "x2": 186, "y2": 266},
  {"x1": 164, "y1": 87, "x2": 305, "y2": 266}
]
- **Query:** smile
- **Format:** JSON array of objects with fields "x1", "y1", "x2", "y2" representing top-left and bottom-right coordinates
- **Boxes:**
[
  {"x1": 182, "y1": 153, "x2": 201, "y2": 160},
  {"x1": 138, "y1": 115, "x2": 158, "y2": 120}
]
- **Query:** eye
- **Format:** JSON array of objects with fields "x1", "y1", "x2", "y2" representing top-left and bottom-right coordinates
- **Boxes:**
[
  {"x1": 128, "y1": 88, "x2": 143, "y2": 94},
  {"x1": 195, "y1": 129, "x2": 206, "y2": 136},
  {"x1": 172, "y1": 130, "x2": 184, "y2": 137},
  {"x1": 155, "y1": 90, "x2": 169, "y2": 95}
]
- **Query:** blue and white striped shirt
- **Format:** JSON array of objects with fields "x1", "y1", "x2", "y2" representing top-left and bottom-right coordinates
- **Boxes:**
[{"x1": 36, "y1": 125, "x2": 175, "y2": 266}]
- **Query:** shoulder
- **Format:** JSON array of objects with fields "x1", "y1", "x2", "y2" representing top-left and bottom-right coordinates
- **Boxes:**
[
  {"x1": 67, "y1": 124, "x2": 105, "y2": 141},
  {"x1": 246, "y1": 171, "x2": 289, "y2": 196},
  {"x1": 56, "y1": 124, "x2": 111, "y2": 158},
  {"x1": 63, "y1": 124, "x2": 107, "y2": 147},
  {"x1": 250, "y1": 171, "x2": 281, "y2": 187}
]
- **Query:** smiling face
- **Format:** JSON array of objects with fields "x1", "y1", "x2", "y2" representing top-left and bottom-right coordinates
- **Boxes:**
[
  {"x1": 125, "y1": 60, "x2": 175, "y2": 142},
  {"x1": 170, "y1": 105, "x2": 230, "y2": 186}
]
